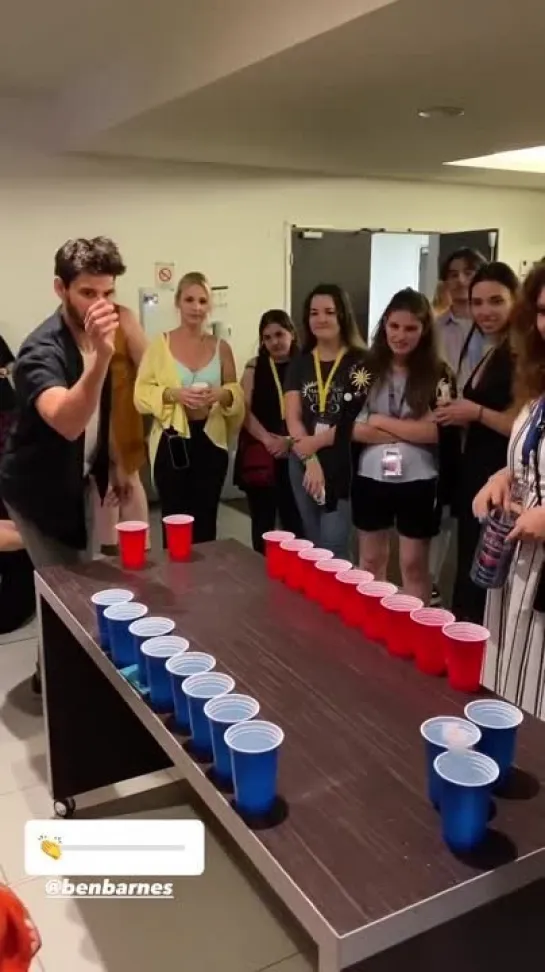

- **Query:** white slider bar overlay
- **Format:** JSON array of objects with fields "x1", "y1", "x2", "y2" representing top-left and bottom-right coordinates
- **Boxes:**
[{"x1": 25, "y1": 819, "x2": 205, "y2": 876}]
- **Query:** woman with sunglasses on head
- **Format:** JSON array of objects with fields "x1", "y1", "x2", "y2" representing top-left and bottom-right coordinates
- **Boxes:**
[
  {"x1": 284, "y1": 284, "x2": 372, "y2": 560},
  {"x1": 235, "y1": 310, "x2": 302, "y2": 553},
  {"x1": 352, "y1": 289, "x2": 457, "y2": 604},
  {"x1": 437, "y1": 262, "x2": 519, "y2": 623},
  {"x1": 135, "y1": 271, "x2": 244, "y2": 543},
  {"x1": 474, "y1": 263, "x2": 545, "y2": 718}
]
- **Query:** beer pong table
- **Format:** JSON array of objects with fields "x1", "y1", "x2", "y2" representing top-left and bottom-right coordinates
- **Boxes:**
[{"x1": 35, "y1": 540, "x2": 545, "y2": 972}]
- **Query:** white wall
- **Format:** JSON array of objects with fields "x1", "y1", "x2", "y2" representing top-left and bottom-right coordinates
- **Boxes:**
[
  {"x1": 2, "y1": 152, "x2": 545, "y2": 371},
  {"x1": 368, "y1": 232, "x2": 429, "y2": 339}
]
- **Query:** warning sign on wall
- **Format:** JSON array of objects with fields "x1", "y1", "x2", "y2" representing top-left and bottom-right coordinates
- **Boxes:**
[{"x1": 154, "y1": 262, "x2": 176, "y2": 290}]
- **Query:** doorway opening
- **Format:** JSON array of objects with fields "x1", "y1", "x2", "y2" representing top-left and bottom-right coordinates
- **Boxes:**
[{"x1": 288, "y1": 226, "x2": 499, "y2": 342}]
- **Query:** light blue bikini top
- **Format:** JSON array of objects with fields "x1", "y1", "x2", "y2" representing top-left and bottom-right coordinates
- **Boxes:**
[{"x1": 174, "y1": 341, "x2": 222, "y2": 387}]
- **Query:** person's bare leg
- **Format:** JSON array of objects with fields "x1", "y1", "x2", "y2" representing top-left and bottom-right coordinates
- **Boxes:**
[
  {"x1": 95, "y1": 472, "x2": 150, "y2": 553},
  {"x1": 429, "y1": 511, "x2": 453, "y2": 602},
  {"x1": 358, "y1": 530, "x2": 390, "y2": 579},
  {"x1": 93, "y1": 479, "x2": 119, "y2": 554},
  {"x1": 0, "y1": 520, "x2": 24, "y2": 552},
  {"x1": 399, "y1": 535, "x2": 432, "y2": 603},
  {"x1": 120, "y1": 472, "x2": 150, "y2": 548}
]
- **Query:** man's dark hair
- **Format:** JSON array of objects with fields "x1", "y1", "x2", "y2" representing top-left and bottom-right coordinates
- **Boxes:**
[
  {"x1": 439, "y1": 246, "x2": 487, "y2": 282},
  {"x1": 54, "y1": 237, "x2": 126, "y2": 286}
]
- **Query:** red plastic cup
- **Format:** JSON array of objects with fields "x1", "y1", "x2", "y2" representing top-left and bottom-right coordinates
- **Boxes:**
[
  {"x1": 163, "y1": 514, "x2": 194, "y2": 561},
  {"x1": 337, "y1": 570, "x2": 374, "y2": 626},
  {"x1": 381, "y1": 594, "x2": 423, "y2": 658},
  {"x1": 411, "y1": 608, "x2": 455, "y2": 676},
  {"x1": 262, "y1": 531, "x2": 295, "y2": 579},
  {"x1": 315, "y1": 559, "x2": 353, "y2": 611},
  {"x1": 116, "y1": 520, "x2": 148, "y2": 570},
  {"x1": 281, "y1": 539, "x2": 313, "y2": 590},
  {"x1": 357, "y1": 581, "x2": 398, "y2": 642},
  {"x1": 298, "y1": 547, "x2": 334, "y2": 597},
  {"x1": 443, "y1": 622, "x2": 489, "y2": 692}
]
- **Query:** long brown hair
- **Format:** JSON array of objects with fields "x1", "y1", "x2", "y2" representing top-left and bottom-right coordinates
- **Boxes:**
[
  {"x1": 511, "y1": 261, "x2": 545, "y2": 407},
  {"x1": 300, "y1": 284, "x2": 364, "y2": 352},
  {"x1": 368, "y1": 288, "x2": 442, "y2": 417}
]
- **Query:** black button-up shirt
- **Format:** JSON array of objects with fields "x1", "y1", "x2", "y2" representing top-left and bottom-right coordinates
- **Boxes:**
[{"x1": 0, "y1": 310, "x2": 111, "y2": 549}]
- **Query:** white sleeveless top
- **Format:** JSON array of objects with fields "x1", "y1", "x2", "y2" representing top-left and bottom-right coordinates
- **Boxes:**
[{"x1": 81, "y1": 348, "x2": 100, "y2": 476}]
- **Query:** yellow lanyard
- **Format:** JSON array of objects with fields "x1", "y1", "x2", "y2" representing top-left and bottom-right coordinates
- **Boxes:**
[
  {"x1": 269, "y1": 358, "x2": 285, "y2": 420},
  {"x1": 313, "y1": 347, "x2": 346, "y2": 416}
]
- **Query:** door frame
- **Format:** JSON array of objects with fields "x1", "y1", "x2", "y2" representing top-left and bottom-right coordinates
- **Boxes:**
[{"x1": 283, "y1": 223, "x2": 500, "y2": 312}]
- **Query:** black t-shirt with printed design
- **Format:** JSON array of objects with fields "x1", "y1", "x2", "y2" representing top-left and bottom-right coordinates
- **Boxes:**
[
  {"x1": 285, "y1": 347, "x2": 373, "y2": 502},
  {"x1": 285, "y1": 348, "x2": 372, "y2": 432}
]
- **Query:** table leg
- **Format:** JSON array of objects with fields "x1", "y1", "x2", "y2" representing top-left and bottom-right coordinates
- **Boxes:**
[
  {"x1": 318, "y1": 938, "x2": 341, "y2": 972},
  {"x1": 39, "y1": 595, "x2": 172, "y2": 810}
]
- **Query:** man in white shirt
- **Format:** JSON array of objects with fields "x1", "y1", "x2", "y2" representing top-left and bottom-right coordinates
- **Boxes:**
[{"x1": 435, "y1": 247, "x2": 487, "y2": 380}]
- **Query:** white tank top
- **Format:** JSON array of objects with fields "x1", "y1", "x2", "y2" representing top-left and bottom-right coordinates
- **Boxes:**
[{"x1": 81, "y1": 349, "x2": 100, "y2": 476}]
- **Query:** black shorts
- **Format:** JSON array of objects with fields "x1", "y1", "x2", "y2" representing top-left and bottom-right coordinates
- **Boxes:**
[{"x1": 352, "y1": 476, "x2": 441, "y2": 540}]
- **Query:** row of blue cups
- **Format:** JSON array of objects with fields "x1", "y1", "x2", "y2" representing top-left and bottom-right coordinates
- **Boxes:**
[
  {"x1": 91, "y1": 588, "x2": 284, "y2": 815},
  {"x1": 420, "y1": 699, "x2": 523, "y2": 852}
]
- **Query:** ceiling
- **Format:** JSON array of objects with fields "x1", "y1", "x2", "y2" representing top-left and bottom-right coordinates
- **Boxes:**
[{"x1": 2, "y1": 0, "x2": 545, "y2": 189}]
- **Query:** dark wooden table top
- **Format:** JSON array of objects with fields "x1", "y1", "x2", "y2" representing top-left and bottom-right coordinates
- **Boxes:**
[{"x1": 38, "y1": 540, "x2": 545, "y2": 938}]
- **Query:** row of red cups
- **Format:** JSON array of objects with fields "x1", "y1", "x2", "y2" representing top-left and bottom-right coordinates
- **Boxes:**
[{"x1": 263, "y1": 531, "x2": 488, "y2": 693}]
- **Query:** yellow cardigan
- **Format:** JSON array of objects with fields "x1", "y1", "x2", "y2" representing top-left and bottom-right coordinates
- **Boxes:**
[{"x1": 134, "y1": 333, "x2": 245, "y2": 470}]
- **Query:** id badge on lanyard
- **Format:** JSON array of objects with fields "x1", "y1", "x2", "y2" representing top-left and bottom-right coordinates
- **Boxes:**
[
  {"x1": 269, "y1": 358, "x2": 285, "y2": 421},
  {"x1": 516, "y1": 397, "x2": 545, "y2": 505},
  {"x1": 381, "y1": 447, "x2": 403, "y2": 478},
  {"x1": 313, "y1": 348, "x2": 346, "y2": 434},
  {"x1": 381, "y1": 377, "x2": 405, "y2": 479}
]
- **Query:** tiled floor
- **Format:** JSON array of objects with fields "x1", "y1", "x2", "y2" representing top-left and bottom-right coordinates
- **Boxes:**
[{"x1": 0, "y1": 505, "x2": 316, "y2": 972}]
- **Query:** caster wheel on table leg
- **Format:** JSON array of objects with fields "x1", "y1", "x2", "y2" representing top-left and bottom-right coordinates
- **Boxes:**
[{"x1": 54, "y1": 798, "x2": 76, "y2": 818}]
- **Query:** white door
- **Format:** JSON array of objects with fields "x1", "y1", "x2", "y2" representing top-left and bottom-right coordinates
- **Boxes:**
[{"x1": 138, "y1": 289, "x2": 177, "y2": 339}]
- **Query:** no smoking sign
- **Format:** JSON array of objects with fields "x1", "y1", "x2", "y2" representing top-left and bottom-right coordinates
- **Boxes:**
[{"x1": 154, "y1": 262, "x2": 175, "y2": 290}]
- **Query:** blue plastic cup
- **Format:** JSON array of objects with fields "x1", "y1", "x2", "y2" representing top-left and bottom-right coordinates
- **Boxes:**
[
  {"x1": 140, "y1": 637, "x2": 187, "y2": 712},
  {"x1": 182, "y1": 672, "x2": 235, "y2": 755},
  {"x1": 103, "y1": 602, "x2": 148, "y2": 668},
  {"x1": 165, "y1": 652, "x2": 216, "y2": 731},
  {"x1": 464, "y1": 699, "x2": 523, "y2": 786},
  {"x1": 434, "y1": 748, "x2": 499, "y2": 852},
  {"x1": 91, "y1": 589, "x2": 134, "y2": 650},
  {"x1": 420, "y1": 716, "x2": 481, "y2": 808},
  {"x1": 225, "y1": 720, "x2": 284, "y2": 815},
  {"x1": 128, "y1": 617, "x2": 176, "y2": 683},
  {"x1": 203, "y1": 695, "x2": 260, "y2": 783}
]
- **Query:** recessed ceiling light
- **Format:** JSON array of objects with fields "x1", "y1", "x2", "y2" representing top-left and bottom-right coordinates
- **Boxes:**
[
  {"x1": 417, "y1": 106, "x2": 465, "y2": 119},
  {"x1": 445, "y1": 145, "x2": 545, "y2": 174}
]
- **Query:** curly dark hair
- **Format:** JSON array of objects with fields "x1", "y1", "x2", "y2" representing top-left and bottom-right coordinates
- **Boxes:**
[
  {"x1": 368, "y1": 288, "x2": 442, "y2": 417},
  {"x1": 54, "y1": 237, "x2": 126, "y2": 286},
  {"x1": 511, "y1": 262, "x2": 545, "y2": 407}
]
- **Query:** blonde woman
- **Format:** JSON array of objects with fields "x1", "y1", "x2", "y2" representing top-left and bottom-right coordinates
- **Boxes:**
[{"x1": 134, "y1": 272, "x2": 244, "y2": 543}]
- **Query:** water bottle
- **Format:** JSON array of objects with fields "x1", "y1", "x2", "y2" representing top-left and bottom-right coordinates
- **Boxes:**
[{"x1": 470, "y1": 508, "x2": 517, "y2": 590}]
